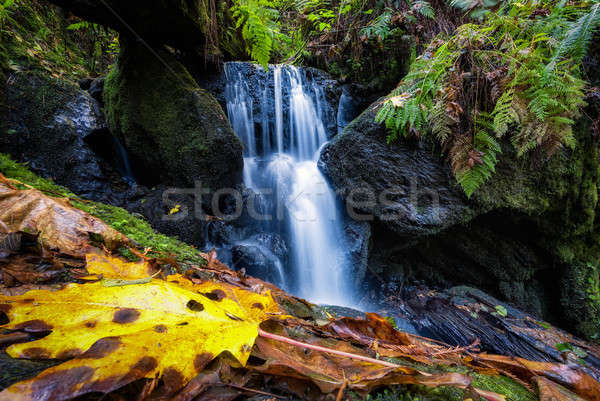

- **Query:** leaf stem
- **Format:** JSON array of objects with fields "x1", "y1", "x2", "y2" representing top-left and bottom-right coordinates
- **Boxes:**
[{"x1": 257, "y1": 328, "x2": 401, "y2": 368}]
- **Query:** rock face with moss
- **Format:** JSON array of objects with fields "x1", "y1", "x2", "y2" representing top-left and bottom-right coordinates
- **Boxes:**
[
  {"x1": 319, "y1": 98, "x2": 600, "y2": 339},
  {"x1": 104, "y1": 38, "x2": 243, "y2": 193}
]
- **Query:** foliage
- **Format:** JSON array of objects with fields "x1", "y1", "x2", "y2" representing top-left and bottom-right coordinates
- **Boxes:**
[
  {"x1": 1, "y1": 0, "x2": 117, "y2": 77},
  {"x1": 0, "y1": 0, "x2": 15, "y2": 30},
  {"x1": 549, "y1": 2, "x2": 600, "y2": 68},
  {"x1": 376, "y1": 0, "x2": 592, "y2": 197},
  {"x1": 448, "y1": 0, "x2": 503, "y2": 19},
  {"x1": 360, "y1": 9, "x2": 393, "y2": 41},
  {"x1": 0, "y1": 259, "x2": 280, "y2": 400},
  {"x1": 231, "y1": 0, "x2": 283, "y2": 68}
]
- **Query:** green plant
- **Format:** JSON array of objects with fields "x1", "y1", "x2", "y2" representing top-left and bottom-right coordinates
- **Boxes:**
[
  {"x1": 376, "y1": 0, "x2": 592, "y2": 197},
  {"x1": 549, "y1": 2, "x2": 600, "y2": 68},
  {"x1": 448, "y1": 0, "x2": 504, "y2": 19},
  {"x1": 360, "y1": 9, "x2": 393, "y2": 41},
  {"x1": 0, "y1": 0, "x2": 15, "y2": 31},
  {"x1": 231, "y1": 0, "x2": 284, "y2": 68}
]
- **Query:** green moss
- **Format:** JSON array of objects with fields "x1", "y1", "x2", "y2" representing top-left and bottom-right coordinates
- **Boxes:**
[
  {"x1": 0, "y1": 153, "x2": 206, "y2": 265},
  {"x1": 472, "y1": 374, "x2": 536, "y2": 401},
  {"x1": 104, "y1": 38, "x2": 242, "y2": 190},
  {"x1": 375, "y1": 358, "x2": 537, "y2": 401}
]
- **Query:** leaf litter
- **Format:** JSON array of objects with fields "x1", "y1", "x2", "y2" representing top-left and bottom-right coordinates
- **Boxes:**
[{"x1": 0, "y1": 185, "x2": 599, "y2": 400}]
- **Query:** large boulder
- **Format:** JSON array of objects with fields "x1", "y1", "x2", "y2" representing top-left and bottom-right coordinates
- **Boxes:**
[
  {"x1": 104, "y1": 39, "x2": 243, "y2": 195},
  {"x1": 47, "y1": 0, "x2": 207, "y2": 50},
  {"x1": 1, "y1": 71, "x2": 130, "y2": 203},
  {"x1": 319, "y1": 102, "x2": 476, "y2": 236},
  {"x1": 319, "y1": 98, "x2": 600, "y2": 339}
]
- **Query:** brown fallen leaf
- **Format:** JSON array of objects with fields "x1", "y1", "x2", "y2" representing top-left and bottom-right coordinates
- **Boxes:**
[
  {"x1": 0, "y1": 184, "x2": 129, "y2": 258},
  {"x1": 250, "y1": 320, "x2": 478, "y2": 396},
  {"x1": 535, "y1": 376, "x2": 587, "y2": 401}
]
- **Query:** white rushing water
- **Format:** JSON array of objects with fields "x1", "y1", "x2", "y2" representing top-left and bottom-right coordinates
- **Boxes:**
[{"x1": 224, "y1": 63, "x2": 352, "y2": 305}]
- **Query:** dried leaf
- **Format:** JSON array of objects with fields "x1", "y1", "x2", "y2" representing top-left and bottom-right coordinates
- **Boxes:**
[
  {"x1": 535, "y1": 376, "x2": 587, "y2": 401},
  {"x1": 0, "y1": 185, "x2": 128, "y2": 258},
  {"x1": 0, "y1": 274, "x2": 280, "y2": 401}
]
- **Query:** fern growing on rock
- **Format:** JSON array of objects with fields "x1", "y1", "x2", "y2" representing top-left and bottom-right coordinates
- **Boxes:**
[{"x1": 377, "y1": 0, "x2": 593, "y2": 197}]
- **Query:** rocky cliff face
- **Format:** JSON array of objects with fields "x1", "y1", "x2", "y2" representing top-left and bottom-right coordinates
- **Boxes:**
[{"x1": 319, "y1": 96, "x2": 600, "y2": 339}]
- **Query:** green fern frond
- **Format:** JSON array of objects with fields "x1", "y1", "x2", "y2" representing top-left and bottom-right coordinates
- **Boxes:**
[
  {"x1": 231, "y1": 0, "x2": 281, "y2": 68},
  {"x1": 550, "y1": 2, "x2": 600, "y2": 67},
  {"x1": 492, "y1": 89, "x2": 519, "y2": 137}
]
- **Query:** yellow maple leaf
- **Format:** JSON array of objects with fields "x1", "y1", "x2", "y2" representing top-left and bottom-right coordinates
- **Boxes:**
[{"x1": 0, "y1": 273, "x2": 282, "y2": 400}]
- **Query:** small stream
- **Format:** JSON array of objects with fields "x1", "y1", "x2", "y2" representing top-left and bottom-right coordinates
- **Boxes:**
[{"x1": 224, "y1": 63, "x2": 353, "y2": 305}]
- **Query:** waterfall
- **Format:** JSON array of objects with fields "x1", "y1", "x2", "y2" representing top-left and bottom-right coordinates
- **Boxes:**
[{"x1": 224, "y1": 62, "x2": 352, "y2": 305}]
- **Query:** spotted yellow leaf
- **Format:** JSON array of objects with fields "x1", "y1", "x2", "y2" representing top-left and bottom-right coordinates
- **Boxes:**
[{"x1": 0, "y1": 273, "x2": 281, "y2": 401}]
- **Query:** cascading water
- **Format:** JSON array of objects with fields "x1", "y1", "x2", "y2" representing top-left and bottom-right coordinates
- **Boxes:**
[{"x1": 224, "y1": 63, "x2": 353, "y2": 305}]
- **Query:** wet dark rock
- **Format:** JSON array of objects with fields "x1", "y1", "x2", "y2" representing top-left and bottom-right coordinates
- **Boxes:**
[
  {"x1": 88, "y1": 77, "x2": 104, "y2": 104},
  {"x1": 207, "y1": 220, "x2": 236, "y2": 247},
  {"x1": 125, "y1": 185, "x2": 209, "y2": 249},
  {"x1": 343, "y1": 220, "x2": 371, "y2": 289},
  {"x1": 2, "y1": 71, "x2": 130, "y2": 203},
  {"x1": 320, "y1": 101, "x2": 474, "y2": 237},
  {"x1": 78, "y1": 77, "x2": 93, "y2": 90},
  {"x1": 47, "y1": 0, "x2": 208, "y2": 50},
  {"x1": 249, "y1": 233, "x2": 288, "y2": 261},
  {"x1": 320, "y1": 97, "x2": 600, "y2": 339},
  {"x1": 231, "y1": 244, "x2": 284, "y2": 287}
]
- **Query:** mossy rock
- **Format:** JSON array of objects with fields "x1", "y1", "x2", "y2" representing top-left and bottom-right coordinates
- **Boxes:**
[
  {"x1": 0, "y1": 42, "x2": 7, "y2": 136},
  {"x1": 104, "y1": 38, "x2": 243, "y2": 197}
]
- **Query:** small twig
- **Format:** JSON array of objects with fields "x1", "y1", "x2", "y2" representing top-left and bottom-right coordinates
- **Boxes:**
[
  {"x1": 336, "y1": 371, "x2": 347, "y2": 401},
  {"x1": 226, "y1": 383, "x2": 284, "y2": 399},
  {"x1": 0, "y1": 173, "x2": 17, "y2": 190}
]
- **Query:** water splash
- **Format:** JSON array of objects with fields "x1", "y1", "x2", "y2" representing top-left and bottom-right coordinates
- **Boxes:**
[{"x1": 225, "y1": 62, "x2": 353, "y2": 305}]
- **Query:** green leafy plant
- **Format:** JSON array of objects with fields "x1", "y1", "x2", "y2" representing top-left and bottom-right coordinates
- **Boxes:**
[
  {"x1": 0, "y1": 0, "x2": 15, "y2": 31},
  {"x1": 494, "y1": 304, "x2": 508, "y2": 318},
  {"x1": 360, "y1": 9, "x2": 393, "y2": 41},
  {"x1": 231, "y1": 0, "x2": 283, "y2": 68},
  {"x1": 448, "y1": 0, "x2": 504, "y2": 19},
  {"x1": 376, "y1": 0, "x2": 591, "y2": 197}
]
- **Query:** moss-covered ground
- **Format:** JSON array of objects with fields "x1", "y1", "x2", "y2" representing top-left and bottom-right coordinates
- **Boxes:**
[{"x1": 0, "y1": 153, "x2": 206, "y2": 265}]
